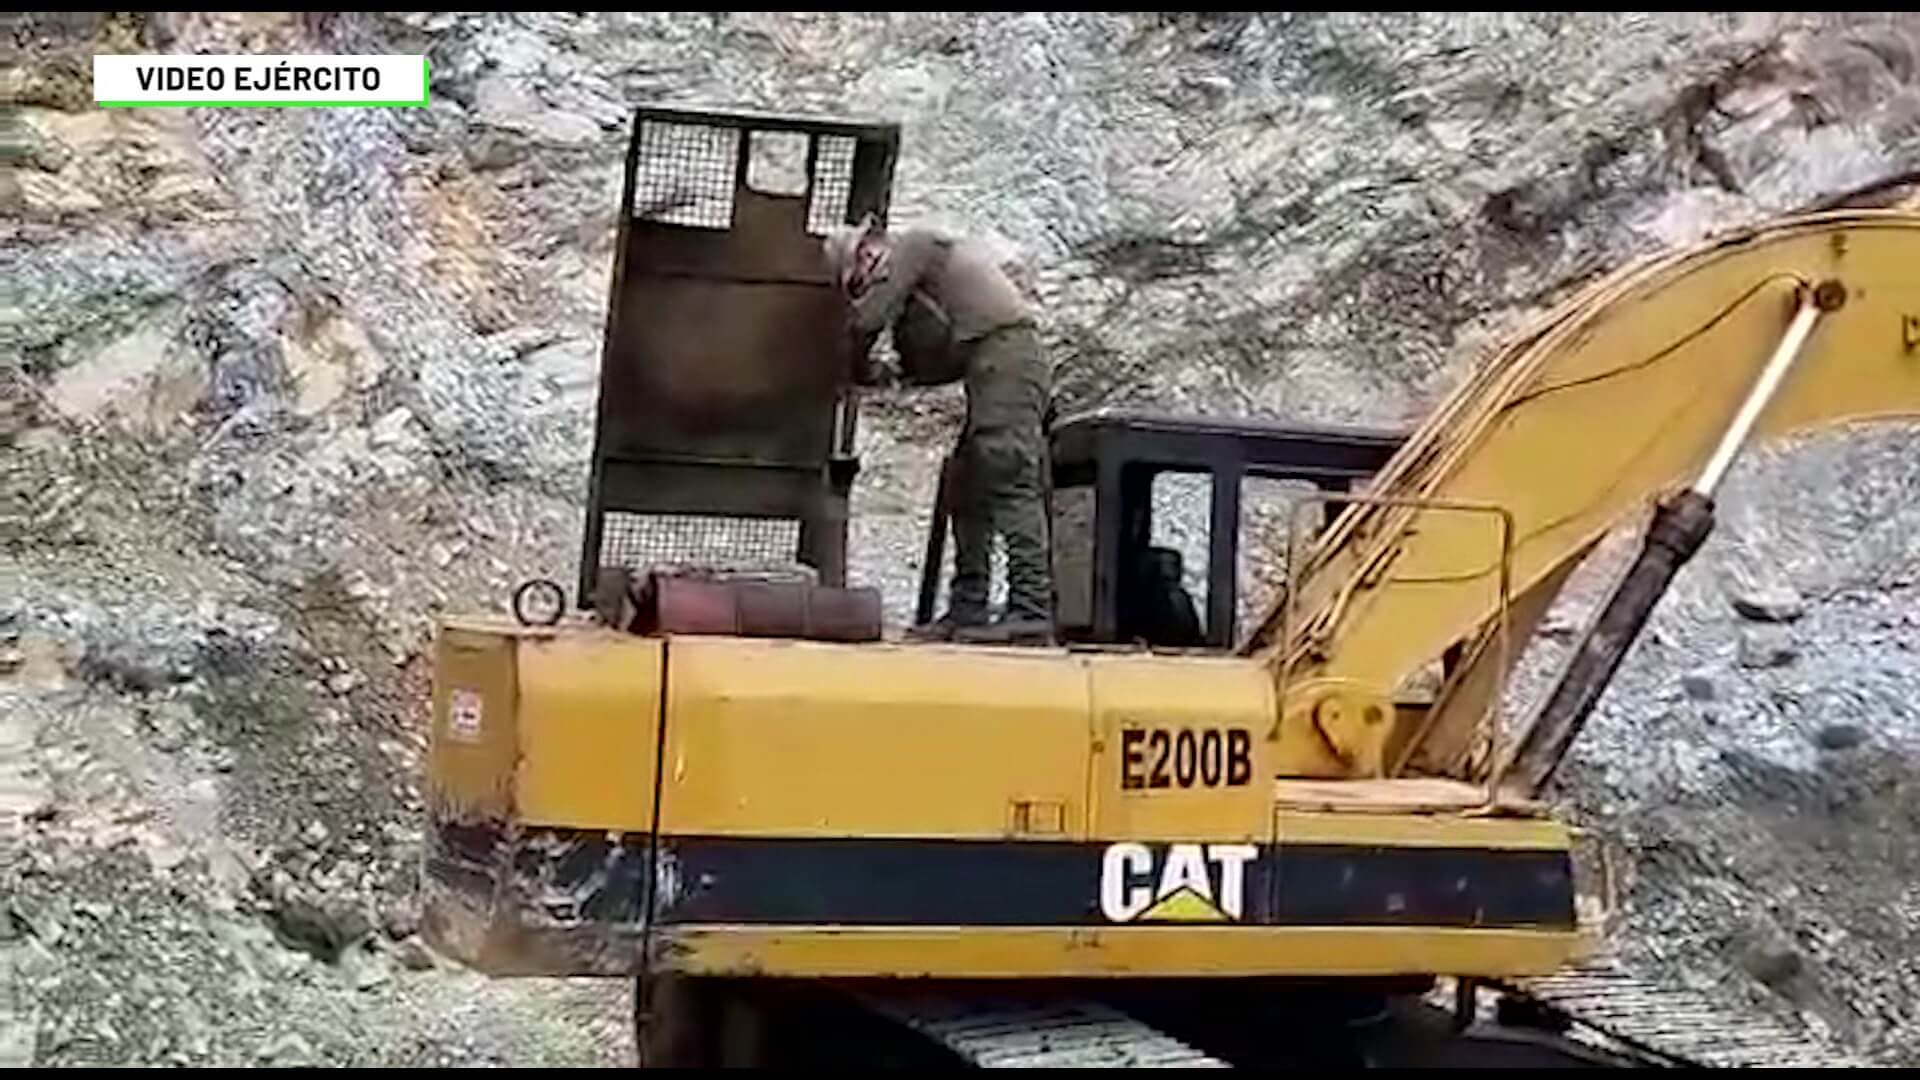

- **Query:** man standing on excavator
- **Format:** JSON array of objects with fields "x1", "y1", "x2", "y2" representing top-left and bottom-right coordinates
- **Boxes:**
[{"x1": 822, "y1": 215, "x2": 1055, "y2": 644}]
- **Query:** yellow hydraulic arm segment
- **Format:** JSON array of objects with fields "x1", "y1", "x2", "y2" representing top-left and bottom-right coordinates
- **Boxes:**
[{"x1": 1241, "y1": 208, "x2": 1920, "y2": 785}]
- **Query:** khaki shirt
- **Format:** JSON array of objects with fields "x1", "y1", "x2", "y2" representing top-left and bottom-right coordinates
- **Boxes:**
[{"x1": 848, "y1": 227, "x2": 1034, "y2": 386}]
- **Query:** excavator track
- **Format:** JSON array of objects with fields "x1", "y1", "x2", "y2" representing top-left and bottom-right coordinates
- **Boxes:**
[
  {"x1": 857, "y1": 989, "x2": 1229, "y2": 1068},
  {"x1": 850, "y1": 962, "x2": 1878, "y2": 1070},
  {"x1": 1493, "y1": 956, "x2": 1874, "y2": 1069}
]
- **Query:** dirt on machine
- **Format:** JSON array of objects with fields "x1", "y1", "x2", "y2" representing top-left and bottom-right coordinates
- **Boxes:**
[{"x1": 416, "y1": 104, "x2": 1920, "y2": 1067}]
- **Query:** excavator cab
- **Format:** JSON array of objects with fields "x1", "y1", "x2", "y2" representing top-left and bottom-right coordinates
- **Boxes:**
[{"x1": 917, "y1": 410, "x2": 1407, "y2": 650}]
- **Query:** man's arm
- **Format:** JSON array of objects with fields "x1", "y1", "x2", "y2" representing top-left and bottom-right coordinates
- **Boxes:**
[
  {"x1": 848, "y1": 325, "x2": 889, "y2": 387},
  {"x1": 847, "y1": 229, "x2": 948, "y2": 335}
]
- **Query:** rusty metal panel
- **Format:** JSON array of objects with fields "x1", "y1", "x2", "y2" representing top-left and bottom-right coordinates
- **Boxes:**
[
  {"x1": 578, "y1": 106, "x2": 900, "y2": 604},
  {"x1": 601, "y1": 211, "x2": 844, "y2": 467},
  {"x1": 635, "y1": 572, "x2": 883, "y2": 643}
]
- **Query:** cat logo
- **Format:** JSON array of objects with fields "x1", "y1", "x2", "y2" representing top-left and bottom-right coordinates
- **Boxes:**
[{"x1": 1099, "y1": 842, "x2": 1258, "y2": 923}]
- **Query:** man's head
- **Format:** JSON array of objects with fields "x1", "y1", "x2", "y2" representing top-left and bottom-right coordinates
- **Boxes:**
[{"x1": 821, "y1": 213, "x2": 889, "y2": 293}]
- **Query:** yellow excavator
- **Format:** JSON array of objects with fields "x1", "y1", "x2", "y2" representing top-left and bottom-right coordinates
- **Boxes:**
[{"x1": 419, "y1": 105, "x2": 1920, "y2": 1067}]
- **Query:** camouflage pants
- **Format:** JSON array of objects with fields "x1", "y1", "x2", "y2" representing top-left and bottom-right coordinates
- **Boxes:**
[{"x1": 948, "y1": 324, "x2": 1053, "y2": 624}]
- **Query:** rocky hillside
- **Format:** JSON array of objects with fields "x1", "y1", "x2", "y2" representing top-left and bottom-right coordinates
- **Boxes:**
[{"x1": 4, "y1": 10, "x2": 1918, "y2": 1067}]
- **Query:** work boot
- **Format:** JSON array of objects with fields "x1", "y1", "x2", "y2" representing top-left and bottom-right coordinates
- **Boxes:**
[
  {"x1": 904, "y1": 611, "x2": 985, "y2": 642},
  {"x1": 952, "y1": 616, "x2": 1055, "y2": 647}
]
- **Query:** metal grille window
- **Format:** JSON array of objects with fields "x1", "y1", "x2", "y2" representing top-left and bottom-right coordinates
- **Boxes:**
[
  {"x1": 633, "y1": 120, "x2": 739, "y2": 229},
  {"x1": 598, "y1": 511, "x2": 804, "y2": 575},
  {"x1": 805, "y1": 134, "x2": 858, "y2": 236},
  {"x1": 629, "y1": 120, "x2": 862, "y2": 236}
]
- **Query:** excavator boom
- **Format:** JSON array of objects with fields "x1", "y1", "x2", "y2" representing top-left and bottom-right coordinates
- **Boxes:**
[{"x1": 1245, "y1": 208, "x2": 1920, "y2": 782}]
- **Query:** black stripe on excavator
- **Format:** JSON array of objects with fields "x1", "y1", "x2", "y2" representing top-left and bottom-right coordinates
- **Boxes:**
[
  {"x1": 655, "y1": 836, "x2": 1575, "y2": 929},
  {"x1": 426, "y1": 825, "x2": 1576, "y2": 930}
]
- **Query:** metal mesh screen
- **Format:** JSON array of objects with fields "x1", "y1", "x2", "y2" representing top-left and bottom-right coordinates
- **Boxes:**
[
  {"x1": 597, "y1": 511, "x2": 803, "y2": 574},
  {"x1": 629, "y1": 122, "x2": 859, "y2": 236},
  {"x1": 805, "y1": 134, "x2": 858, "y2": 235},
  {"x1": 633, "y1": 120, "x2": 739, "y2": 229}
]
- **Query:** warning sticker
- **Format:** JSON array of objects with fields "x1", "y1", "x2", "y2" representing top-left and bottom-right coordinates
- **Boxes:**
[{"x1": 448, "y1": 689, "x2": 484, "y2": 743}]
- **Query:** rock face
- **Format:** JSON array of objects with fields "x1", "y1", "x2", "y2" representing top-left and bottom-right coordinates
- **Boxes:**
[{"x1": 3, "y1": 9, "x2": 1918, "y2": 1068}]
